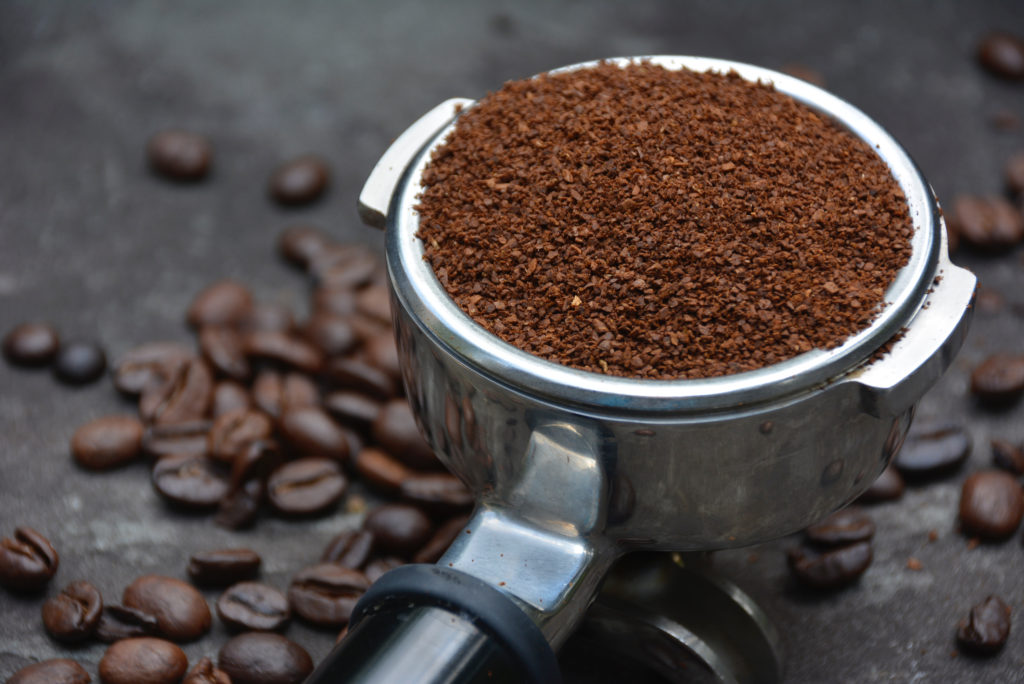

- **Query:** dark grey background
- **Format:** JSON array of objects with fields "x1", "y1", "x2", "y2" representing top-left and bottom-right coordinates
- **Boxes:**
[{"x1": 2, "y1": 1, "x2": 1023, "y2": 681}]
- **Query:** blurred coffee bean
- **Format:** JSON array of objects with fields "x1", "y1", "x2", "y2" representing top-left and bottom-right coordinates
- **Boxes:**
[
  {"x1": 288, "y1": 563, "x2": 370, "y2": 627},
  {"x1": 147, "y1": 129, "x2": 212, "y2": 181},
  {"x1": 152, "y1": 453, "x2": 230, "y2": 509},
  {"x1": 373, "y1": 399, "x2": 439, "y2": 470},
  {"x1": 188, "y1": 548, "x2": 262, "y2": 587},
  {"x1": 5, "y1": 658, "x2": 91, "y2": 684},
  {"x1": 312, "y1": 286, "x2": 357, "y2": 318},
  {"x1": 208, "y1": 409, "x2": 274, "y2": 464},
  {"x1": 188, "y1": 281, "x2": 254, "y2": 329},
  {"x1": 269, "y1": 155, "x2": 330, "y2": 206},
  {"x1": 218, "y1": 632, "x2": 313, "y2": 684},
  {"x1": 320, "y1": 529, "x2": 374, "y2": 568},
  {"x1": 278, "y1": 225, "x2": 332, "y2": 268},
  {"x1": 95, "y1": 605, "x2": 159, "y2": 643},
  {"x1": 1006, "y1": 152, "x2": 1024, "y2": 195},
  {"x1": 3, "y1": 321, "x2": 60, "y2": 366},
  {"x1": 959, "y1": 470, "x2": 1024, "y2": 539},
  {"x1": 53, "y1": 340, "x2": 107, "y2": 385},
  {"x1": 413, "y1": 515, "x2": 470, "y2": 564},
  {"x1": 112, "y1": 342, "x2": 192, "y2": 396},
  {"x1": 957, "y1": 595, "x2": 1012, "y2": 654},
  {"x1": 805, "y1": 507, "x2": 875, "y2": 546},
  {"x1": 894, "y1": 424, "x2": 971, "y2": 480},
  {"x1": 355, "y1": 283, "x2": 392, "y2": 324},
  {"x1": 216, "y1": 581, "x2": 290, "y2": 632},
  {"x1": 200, "y1": 326, "x2": 251, "y2": 381},
  {"x1": 977, "y1": 32, "x2": 1024, "y2": 79},
  {"x1": 71, "y1": 415, "x2": 144, "y2": 470},
  {"x1": 857, "y1": 464, "x2": 905, "y2": 502},
  {"x1": 278, "y1": 407, "x2": 350, "y2": 461},
  {"x1": 183, "y1": 657, "x2": 232, "y2": 684},
  {"x1": 99, "y1": 637, "x2": 188, "y2": 684},
  {"x1": 41, "y1": 580, "x2": 103, "y2": 643},
  {"x1": 240, "y1": 302, "x2": 295, "y2": 335},
  {"x1": 325, "y1": 391, "x2": 382, "y2": 430},
  {"x1": 363, "y1": 557, "x2": 404, "y2": 583},
  {"x1": 251, "y1": 369, "x2": 285, "y2": 418},
  {"x1": 245, "y1": 330, "x2": 323, "y2": 373},
  {"x1": 365, "y1": 332, "x2": 401, "y2": 380},
  {"x1": 970, "y1": 353, "x2": 1024, "y2": 405},
  {"x1": 267, "y1": 458, "x2": 347, "y2": 516},
  {"x1": 991, "y1": 439, "x2": 1024, "y2": 475},
  {"x1": 354, "y1": 447, "x2": 411, "y2": 494},
  {"x1": 363, "y1": 504, "x2": 433, "y2": 557},
  {"x1": 787, "y1": 541, "x2": 872, "y2": 590},
  {"x1": 123, "y1": 574, "x2": 212, "y2": 642},
  {"x1": 0, "y1": 527, "x2": 59, "y2": 592},
  {"x1": 141, "y1": 420, "x2": 211, "y2": 458},
  {"x1": 281, "y1": 372, "x2": 319, "y2": 411},
  {"x1": 310, "y1": 245, "x2": 379, "y2": 288},
  {"x1": 229, "y1": 440, "x2": 282, "y2": 490},
  {"x1": 140, "y1": 358, "x2": 213, "y2": 425},
  {"x1": 211, "y1": 380, "x2": 252, "y2": 417},
  {"x1": 216, "y1": 478, "x2": 264, "y2": 531},
  {"x1": 304, "y1": 314, "x2": 357, "y2": 357},
  {"x1": 948, "y1": 195, "x2": 1024, "y2": 251},
  {"x1": 327, "y1": 358, "x2": 396, "y2": 399},
  {"x1": 348, "y1": 313, "x2": 391, "y2": 346},
  {"x1": 400, "y1": 473, "x2": 474, "y2": 517}
]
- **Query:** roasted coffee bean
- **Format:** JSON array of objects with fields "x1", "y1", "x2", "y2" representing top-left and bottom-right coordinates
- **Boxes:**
[
  {"x1": 208, "y1": 409, "x2": 274, "y2": 464},
  {"x1": 787, "y1": 541, "x2": 872, "y2": 590},
  {"x1": 245, "y1": 330, "x2": 323, "y2": 373},
  {"x1": 123, "y1": 574, "x2": 212, "y2": 642},
  {"x1": 241, "y1": 302, "x2": 296, "y2": 335},
  {"x1": 211, "y1": 379, "x2": 252, "y2": 417},
  {"x1": 95, "y1": 605, "x2": 159, "y2": 642},
  {"x1": 959, "y1": 470, "x2": 1024, "y2": 539},
  {"x1": 267, "y1": 458, "x2": 347, "y2": 516},
  {"x1": 363, "y1": 504, "x2": 433, "y2": 556},
  {"x1": 400, "y1": 473, "x2": 474, "y2": 517},
  {"x1": 218, "y1": 632, "x2": 313, "y2": 684},
  {"x1": 251, "y1": 369, "x2": 285, "y2": 417},
  {"x1": 363, "y1": 556, "x2": 404, "y2": 583},
  {"x1": 278, "y1": 225, "x2": 332, "y2": 268},
  {"x1": 288, "y1": 563, "x2": 370, "y2": 627},
  {"x1": 805, "y1": 507, "x2": 875, "y2": 546},
  {"x1": 229, "y1": 440, "x2": 282, "y2": 489},
  {"x1": 312, "y1": 286, "x2": 357, "y2": 318},
  {"x1": 188, "y1": 280, "x2": 254, "y2": 328},
  {"x1": 216, "y1": 581, "x2": 290, "y2": 632},
  {"x1": 140, "y1": 358, "x2": 213, "y2": 425},
  {"x1": 1006, "y1": 152, "x2": 1024, "y2": 196},
  {"x1": 141, "y1": 420, "x2": 212, "y2": 458},
  {"x1": 310, "y1": 245, "x2": 379, "y2": 288},
  {"x1": 41, "y1": 580, "x2": 103, "y2": 643},
  {"x1": 894, "y1": 424, "x2": 971, "y2": 480},
  {"x1": 857, "y1": 464, "x2": 905, "y2": 502},
  {"x1": 71, "y1": 415, "x2": 144, "y2": 470},
  {"x1": 325, "y1": 391, "x2": 382, "y2": 430},
  {"x1": 269, "y1": 155, "x2": 330, "y2": 205},
  {"x1": 53, "y1": 340, "x2": 107, "y2": 385},
  {"x1": 327, "y1": 358, "x2": 396, "y2": 399},
  {"x1": 413, "y1": 515, "x2": 470, "y2": 564},
  {"x1": 99, "y1": 637, "x2": 188, "y2": 684},
  {"x1": 3, "y1": 321, "x2": 59, "y2": 366},
  {"x1": 977, "y1": 32, "x2": 1024, "y2": 79},
  {"x1": 147, "y1": 129, "x2": 212, "y2": 181},
  {"x1": 183, "y1": 657, "x2": 232, "y2": 684},
  {"x1": 320, "y1": 530, "x2": 374, "y2": 568},
  {"x1": 372, "y1": 399, "x2": 439, "y2": 470},
  {"x1": 152, "y1": 453, "x2": 230, "y2": 509},
  {"x1": 6, "y1": 658, "x2": 91, "y2": 684},
  {"x1": 992, "y1": 439, "x2": 1024, "y2": 475},
  {"x1": 364, "y1": 333, "x2": 401, "y2": 380},
  {"x1": 970, "y1": 353, "x2": 1024, "y2": 405},
  {"x1": 200, "y1": 326, "x2": 251, "y2": 381},
  {"x1": 216, "y1": 478, "x2": 264, "y2": 530},
  {"x1": 112, "y1": 342, "x2": 193, "y2": 396},
  {"x1": 281, "y1": 372, "x2": 319, "y2": 411},
  {"x1": 355, "y1": 284, "x2": 392, "y2": 324},
  {"x1": 0, "y1": 527, "x2": 59, "y2": 592},
  {"x1": 949, "y1": 195, "x2": 1024, "y2": 252},
  {"x1": 278, "y1": 407, "x2": 350, "y2": 461},
  {"x1": 303, "y1": 314, "x2": 357, "y2": 357},
  {"x1": 348, "y1": 313, "x2": 391, "y2": 346},
  {"x1": 188, "y1": 548, "x2": 262, "y2": 586},
  {"x1": 957, "y1": 595, "x2": 1012, "y2": 654},
  {"x1": 354, "y1": 447, "x2": 411, "y2": 494}
]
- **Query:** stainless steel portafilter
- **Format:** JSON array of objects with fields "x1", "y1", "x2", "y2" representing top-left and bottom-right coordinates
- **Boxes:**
[{"x1": 307, "y1": 56, "x2": 976, "y2": 683}]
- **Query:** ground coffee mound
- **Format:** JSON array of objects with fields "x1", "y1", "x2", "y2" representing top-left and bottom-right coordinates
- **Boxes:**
[{"x1": 416, "y1": 61, "x2": 913, "y2": 379}]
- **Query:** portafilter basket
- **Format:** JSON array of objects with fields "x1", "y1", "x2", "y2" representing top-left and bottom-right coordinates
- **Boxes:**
[{"x1": 308, "y1": 56, "x2": 976, "y2": 684}]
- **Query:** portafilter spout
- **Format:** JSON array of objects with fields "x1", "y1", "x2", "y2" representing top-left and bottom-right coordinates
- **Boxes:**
[{"x1": 307, "y1": 57, "x2": 976, "y2": 684}]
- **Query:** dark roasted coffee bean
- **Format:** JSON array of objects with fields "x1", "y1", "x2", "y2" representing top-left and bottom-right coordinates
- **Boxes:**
[
  {"x1": 141, "y1": 420, "x2": 212, "y2": 458},
  {"x1": 363, "y1": 556, "x2": 404, "y2": 583},
  {"x1": 959, "y1": 470, "x2": 1024, "y2": 539},
  {"x1": 0, "y1": 527, "x2": 59, "y2": 592},
  {"x1": 95, "y1": 605, "x2": 159, "y2": 642},
  {"x1": 354, "y1": 447, "x2": 411, "y2": 494},
  {"x1": 327, "y1": 358, "x2": 396, "y2": 399},
  {"x1": 857, "y1": 464, "x2": 905, "y2": 503},
  {"x1": 3, "y1": 321, "x2": 60, "y2": 366},
  {"x1": 229, "y1": 440, "x2": 282, "y2": 490},
  {"x1": 140, "y1": 358, "x2": 214, "y2": 425},
  {"x1": 42, "y1": 580, "x2": 103, "y2": 643},
  {"x1": 241, "y1": 302, "x2": 296, "y2": 335},
  {"x1": 312, "y1": 286, "x2": 357, "y2": 318},
  {"x1": 245, "y1": 330, "x2": 323, "y2": 373},
  {"x1": 413, "y1": 515, "x2": 470, "y2": 564},
  {"x1": 805, "y1": 507, "x2": 875, "y2": 546},
  {"x1": 152, "y1": 453, "x2": 230, "y2": 509},
  {"x1": 267, "y1": 458, "x2": 347, "y2": 516},
  {"x1": 281, "y1": 372, "x2": 319, "y2": 411},
  {"x1": 183, "y1": 657, "x2": 232, "y2": 684},
  {"x1": 970, "y1": 353, "x2": 1024, "y2": 405},
  {"x1": 208, "y1": 409, "x2": 274, "y2": 464},
  {"x1": 99, "y1": 637, "x2": 188, "y2": 684},
  {"x1": 957, "y1": 595, "x2": 1012, "y2": 654},
  {"x1": 216, "y1": 478, "x2": 264, "y2": 530},
  {"x1": 53, "y1": 340, "x2": 107, "y2": 385},
  {"x1": 978, "y1": 32, "x2": 1024, "y2": 79},
  {"x1": 188, "y1": 548, "x2": 262, "y2": 586},
  {"x1": 251, "y1": 369, "x2": 284, "y2": 418},
  {"x1": 188, "y1": 280, "x2": 254, "y2": 328},
  {"x1": 112, "y1": 342, "x2": 193, "y2": 396},
  {"x1": 894, "y1": 424, "x2": 971, "y2": 480},
  {"x1": 278, "y1": 407, "x2": 350, "y2": 461},
  {"x1": 348, "y1": 313, "x2": 391, "y2": 346},
  {"x1": 949, "y1": 195, "x2": 1024, "y2": 251},
  {"x1": 400, "y1": 473, "x2": 474, "y2": 517},
  {"x1": 71, "y1": 415, "x2": 144, "y2": 470},
  {"x1": 6, "y1": 658, "x2": 91, "y2": 684},
  {"x1": 992, "y1": 439, "x2": 1024, "y2": 475},
  {"x1": 219, "y1": 632, "x2": 313, "y2": 684},
  {"x1": 278, "y1": 225, "x2": 332, "y2": 268},
  {"x1": 1007, "y1": 152, "x2": 1024, "y2": 196},
  {"x1": 363, "y1": 504, "x2": 433, "y2": 557},
  {"x1": 319, "y1": 257, "x2": 380, "y2": 291},
  {"x1": 269, "y1": 155, "x2": 330, "y2": 205},
  {"x1": 308, "y1": 244, "x2": 377, "y2": 282},
  {"x1": 217, "y1": 581, "x2": 290, "y2": 632},
  {"x1": 303, "y1": 314, "x2": 357, "y2": 357},
  {"x1": 364, "y1": 332, "x2": 401, "y2": 380},
  {"x1": 372, "y1": 399, "x2": 439, "y2": 470},
  {"x1": 212, "y1": 380, "x2": 252, "y2": 417},
  {"x1": 123, "y1": 574, "x2": 212, "y2": 642},
  {"x1": 320, "y1": 530, "x2": 374, "y2": 568},
  {"x1": 200, "y1": 326, "x2": 251, "y2": 381},
  {"x1": 325, "y1": 391, "x2": 382, "y2": 430},
  {"x1": 355, "y1": 283, "x2": 392, "y2": 323},
  {"x1": 288, "y1": 563, "x2": 370, "y2": 627},
  {"x1": 787, "y1": 541, "x2": 872, "y2": 590},
  {"x1": 147, "y1": 129, "x2": 212, "y2": 181}
]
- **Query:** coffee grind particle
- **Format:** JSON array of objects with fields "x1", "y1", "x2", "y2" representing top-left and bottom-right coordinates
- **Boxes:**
[{"x1": 417, "y1": 62, "x2": 913, "y2": 379}]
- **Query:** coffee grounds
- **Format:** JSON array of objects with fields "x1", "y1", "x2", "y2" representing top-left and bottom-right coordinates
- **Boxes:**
[{"x1": 416, "y1": 62, "x2": 913, "y2": 379}]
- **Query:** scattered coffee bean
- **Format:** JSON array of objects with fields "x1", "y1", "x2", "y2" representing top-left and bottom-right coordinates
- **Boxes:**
[
  {"x1": 215, "y1": 478, "x2": 264, "y2": 530},
  {"x1": 1006, "y1": 152, "x2": 1024, "y2": 195},
  {"x1": 95, "y1": 605, "x2": 159, "y2": 643},
  {"x1": 207, "y1": 409, "x2": 274, "y2": 464},
  {"x1": 278, "y1": 225, "x2": 332, "y2": 268},
  {"x1": 991, "y1": 439, "x2": 1024, "y2": 475},
  {"x1": 71, "y1": 415, "x2": 144, "y2": 470},
  {"x1": 977, "y1": 32, "x2": 1024, "y2": 79},
  {"x1": 948, "y1": 195, "x2": 1024, "y2": 252},
  {"x1": 278, "y1": 407, "x2": 350, "y2": 461},
  {"x1": 98, "y1": 637, "x2": 188, "y2": 684},
  {"x1": 304, "y1": 314, "x2": 357, "y2": 357},
  {"x1": 200, "y1": 326, "x2": 251, "y2": 381},
  {"x1": 327, "y1": 358, "x2": 396, "y2": 399},
  {"x1": 122, "y1": 574, "x2": 212, "y2": 642},
  {"x1": 320, "y1": 529, "x2": 374, "y2": 568},
  {"x1": 140, "y1": 358, "x2": 214, "y2": 425},
  {"x1": 957, "y1": 595, "x2": 1012, "y2": 654},
  {"x1": 41, "y1": 580, "x2": 103, "y2": 643},
  {"x1": 324, "y1": 391, "x2": 382, "y2": 430},
  {"x1": 399, "y1": 472, "x2": 474, "y2": 517},
  {"x1": 281, "y1": 372, "x2": 320, "y2": 411},
  {"x1": 857, "y1": 464, "x2": 905, "y2": 502},
  {"x1": 251, "y1": 369, "x2": 285, "y2": 418},
  {"x1": 267, "y1": 458, "x2": 347, "y2": 516},
  {"x1": 3, "y1": 322, "x2": 60, "y2": 366},
  {"x1": 959, "y1": 470, "x2": 1024, "y2": 539},
  {"x1": 147, "y1": 129, "x2": 213, "y2": 181},
  {"x1": 805, "y1": 507, "x2": 875, "y2": 546},
  {"x1": 188, "y1": 280, "x2": 254, "y2": 329},
  {"x1": 363, "y1": 504, "x2": 433, "y2": 557},
  {"x1": 152, "y1": 453, "x2": 230, "y2": 509},
  {"x1": 312, "y1": 286, "x2": 357, "y2": 318},
  {"x1": 219, "y1": 632, "x2": 313, "y2": 684},
  {"x1": 141, "y1": 420, "x2": 212, "y2": 458},
  {"x1": 288, "y1": 563, "x2": 370, "y2": 627},
  {"x1": 269, "y1": 155, "x2": 330, "y2": 206},
  {"x1": 242, "y1": 301, "x2": 296, "y2": 334},
  {"x1": 354, "y1": 447, "x2": 411, "y2": 494},
  {"x1": 363, "y1": 556, "x2": 404, "y2": 583},
  {"x1": 216, "y1": 581, "x2": 290, "y2": 632},
  {"x1": 971, "y1": 353, "x2": 1024, "y2": 405},
  {"x1": 787, "y1": 541, "x2": 873, "y2": 590},
  {"x1": 355, "y1": 284, "x2": 392, "y2": 324},
  {"x1": 53, "y1": 340, "x2": 107, "y2": 385},
  {"x1": 211, "y1": 379, "x2": 252, "y2": 417},
  {"x1": 245, "y1": 331, "x2": 323, "y2": 373},
  {"x1": 894, "y1": 424, "x2": 971, "y2": 480},
  {"x1": 183, "y1": 657, "x2": 232, "y2": 684},
  {"x1": 0, "y1": 527, "x2": 59, "y2": 592},
  {"x1": 318, "y1": 255, "x2": 380, "y2": 292},
  {"x1": 372, "y1": 399, "x2": 438, "y2": 470},
  {"x1": 112, "y1": 342, "x2": 193, "y2": 396},
  {"x1": 188, "y1": 548, "x2": 262, "y2": 586},
  {"x1": 5, "y1": 658, "x2": 91, "y2": 684},
  {"x1": 413, "y1": 515, "x2": 471, "y2": 564}
]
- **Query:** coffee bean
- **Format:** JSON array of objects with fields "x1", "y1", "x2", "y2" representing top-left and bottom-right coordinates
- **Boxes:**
[
  {"x1": 363, "y1": 556, "x2": 404, "y2": 583},
  {"x1": 348, "y1": 313, "x2": 391, "y2": 346},
  {"x1": 959, "y1": 470, "x2": 1024, "y2": 539},
  {"x1": 207, "y1": 409, "x2": 274, "y2": 464},
  {"x1": 324, "y1": 391, "x2": 382, "y2": 430},
  {"x1": 0, "y1": 527, "x2": 59, "y2": 592},
  {"x1": 53, "y1": 340, "x2": 107, "y2": 385},
  {"x1": 95, "y1": 605, "x2": 159, "y2": 643},
  {"x1": 188, "y1": 281, "x2": 254, "y2": 329},
  {"x1": 957, "y1": 595, "x2": 1012, "y2": 655},
  {"x1": 278, "y1": 224, "x2": 332, "y2": 268},
  {"x1": 327, "y1": 358, "x2": 396, "y2": 399},
  {"x1": 41, "y1": 580, "x2": 103, "y2": 643},
  {"x1": 215, "y1": 478, "x2": 264, "y2": 531},
  {"x1": 977, "y1": 32, "x2": 1024, "y2": 79},
  {"x1": 992, "y1": 439, "x2": 1024, "y2": 475},
  {"x1": 318, "y1": 256, "x2": 380, "y2": 291},
  {"x1": 112, "y1": 342, "x2": 193, "y2": 396},
  {"x1": 948, "y1": 195, "x2": 1024, "y2": 252},
  {"x1": 857, "y1": 464, "x2": 905, "y2": 502},
  {"x1": 288, "y1": 563, "x2": 370, "y2": 627},
  {"x1": 141, "y1": 420, "x2": 212, "y2": 458},
  {"x1": 123, "y1": 574, "x2": 212, "y2": 642},
  {"x1": 413, "y1": 515, "x2": 471, "y2": 564},
  {"x1": 354, "y1": 447, "x2": 411, "y2": 494},
  {"x1": 364, "y1": 333, "x2": 401, "y2": 381},
  {"x1": 251, "y1": 369, "x2": 285, "y2": 418},
  {"x1": 183, "y1": 657, "x2": 232, "y2": 684},
  {"x1": 245, "y1": 330, "x2": 323, "y2": 373},
  {"x1": 1006, "y1": 152, "x2": 1024, "y2": 196},
  {"x1": 99, "y1": 637, "x2": 188, "y2": 684},
  {"x1": 3, "y1": 321, "x2": 60, "y2": 366},
  {"x1": 312, "y1": 286, "x2": 357, "y2": 318},
  {"x1": 372, "y1": 399, "x2": 439, "y2": 470},
  {"x1": 363, "y1": 504, "x2": 433, "y2": 557},
  {"x1": 211, "y1": 380, "x2": 252, "y2": 417},
  {"x1": 281, "y1": 372, "x2": 319, "y2": 411},
  {"x1": 152, "y1": 453, "x2": 230, "y2": 509},
  {"x1": 894, "y1": 424, "x2": 971, "y2": 480},
  {"x1": 200, "y1": 326, "x2": 251, "y2": 381},
  {"x1": 303, "y1": 314, "x2": 357, "y2": 357},
  {"x1": 400, "y1": 473, "x2": 474, "y2": 517},
  {"x1": 140, "y1": 358, "x2": 214, "y2": 425},
  {"x1": 228, "y1": 440, "x2": 282, "y2": 489},
  {"x1": 267, "y1": 458, "x2": 347, "y2": 516},
  {"x1": 278, "y1": 407, "x2": 350, "y2": 461},
  {"x1": 970, "y1": 353, "x2": 1024, "y2": 405},
  {"x1": 355, "y1": 283, "x2": 392, "y2": 324},
  {"x1": 216, "y1": 581, "x2": 290, "y2": 632},
  {"x1": 147, "y1": 129, "x2": 213, "y2": 181},
  {"x1": 805, "y1": 507, "x2": 875, "y2": 546},
  {"x1": 188, "y1": 548, "x2": 262, "y2": 586},
  {"x1": 269, "y1": 155, "x2": 330, "y2": 206},
  {"x1": 241, "y1": 302, "x2": 296, "y2": 335},
  {"x1": 6, "y1": 659, "x2": 91, "y2": 684},
  {"x1": 70, "y1": 415, "x2": 144, "y2": 470},
  {"x1": 787, "y1": 541, "x2": 872, "y2": 590},
  {"x1": 320, "y1": 529, "x2": 374, "y2": 568},
  {"x1": 219, "y1": 632, "x2": 313, "y2": 684}
]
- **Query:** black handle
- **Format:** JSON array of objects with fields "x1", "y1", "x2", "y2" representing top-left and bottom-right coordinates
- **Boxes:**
[{"x1": 305, "y1": 565, "x2": 562, "y2": 684}]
